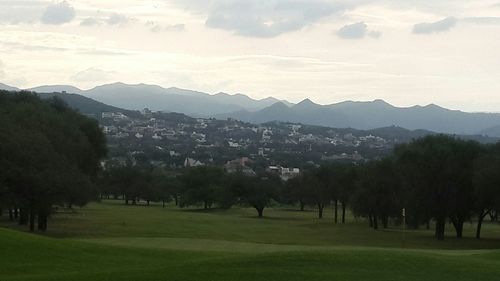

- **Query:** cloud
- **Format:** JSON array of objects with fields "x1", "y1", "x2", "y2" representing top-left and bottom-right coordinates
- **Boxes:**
[
  {"x1": 41, "y1": 1, "x2": 75, "y2": 25},
  {"x1": 187, "y1": 0, "x2": 349, "y2": 38},
  {"x1": 336, "y1": 22, "x2": 381, "y2": 39},
  {"x1": 80, "y1": 13, "x2": 134, "y2": 27},
  {"x1": 0, "y1": 1, "x2": 47, "y2": 24},
  {"x1": 71, "y1": 67, "x2": 115, "y2": 82},
  {"x1": 412, "y1": 17, "x2": 457, "y2": 34},
  {"x1": 107, "y1": 13, "x2": 130, "y2": 26},
  {"x1": 149, "y1": 23, "x2": 186, "y2": 33},
  {"x1": 80, "y1": 17, "x2": 101, "y2": 27},
  {"x1": 462, "y1": 17, "x2": 500, "y2": 25}
]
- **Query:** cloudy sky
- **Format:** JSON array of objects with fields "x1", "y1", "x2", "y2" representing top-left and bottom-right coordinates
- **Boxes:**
[{"x1": 1, "y1": 0, "x2": 500, "y2": 111}]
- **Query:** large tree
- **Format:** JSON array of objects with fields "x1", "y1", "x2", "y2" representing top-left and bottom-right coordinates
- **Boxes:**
[
  {"x1": 395, "y1": 135, "x2": 481, "y2": 240},
  {"x1": 230, "y1": 172, "x2": 281, "y2": 218},
  {"x1": 473, "y1": 143, "x2": 500, "y2": 239},
  {"x1": 180, "y1": 166, "x2": 224, "y2": 209},
  {"x1": 0, "y1": 91, "x2": 107, "y2": 231}
]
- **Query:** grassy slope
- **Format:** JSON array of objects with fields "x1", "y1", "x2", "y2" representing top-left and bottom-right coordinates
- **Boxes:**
[{"x1": 2, "y1": 201, "x2": 500, "y2": 280}]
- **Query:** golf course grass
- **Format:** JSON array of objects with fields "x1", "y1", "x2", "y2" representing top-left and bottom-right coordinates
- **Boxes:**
[{"x1": 2, "y1": 200, "x2": 500, "y2": 280}]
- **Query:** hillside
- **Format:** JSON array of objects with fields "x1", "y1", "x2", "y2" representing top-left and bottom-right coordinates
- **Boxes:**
[
  {"x1": 14, "y1": 82, "x2": 292, "y2": 116},
  {"x1": 218, "y1": 99, "x2": 500, "y2": 136}
]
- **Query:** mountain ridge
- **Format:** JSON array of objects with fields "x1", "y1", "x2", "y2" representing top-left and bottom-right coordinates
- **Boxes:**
[{"x1": 3, "y1": 81, "x2": 500, "y2": 137}]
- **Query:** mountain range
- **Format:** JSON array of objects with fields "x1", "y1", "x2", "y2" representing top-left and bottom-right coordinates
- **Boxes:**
[
  {"x1": 217, "y1": 99, "x2": 500, "y2": 136},
  {"x1": 19, "y1": 83, "x2": 290, "y2": 116},
  {"x1": 2, "y1": 82, "x2": 500, "y2": 137}
]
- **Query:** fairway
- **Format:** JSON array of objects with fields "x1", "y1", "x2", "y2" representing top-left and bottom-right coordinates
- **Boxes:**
[{"x1": 2, "y1": 201, "x2": 500, "y2": 281}]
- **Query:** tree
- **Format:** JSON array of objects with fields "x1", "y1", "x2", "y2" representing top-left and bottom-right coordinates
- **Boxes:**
[
  {"x1": 330, "y1": 164, "x2": 358, "y2": 224},
  {"x1": 0, "y1": 92, "x2": 107, "y2": 231},
  {"x1": 302, "y1": 170, "x2": 330, "y2": 219},
  {"x1": 395, "y1": 135, "x2": 481, "y2": 240},
  {"x1": 282, "y1": 175, "x2": 309, "y2": 211},
  {"x1": 317, "y1": 165, "x2": 339, "y2": 222},
  {"x1": 473, "y1": 144, "x2": 500, "y2": 239},
  {"x1": 231, "y1": 172, "x2": 281, "y2": 218},
  {"x1": 180, "y1": 166, "x2": 224, "y2": 209},
  {"x1": 351, "y1": 158, "x2": 401, "y2": 229}
]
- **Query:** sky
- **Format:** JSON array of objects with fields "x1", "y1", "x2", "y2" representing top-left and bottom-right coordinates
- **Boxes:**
[{"x1": 1, "y1": 0, "x2": 500, "y2": 112}]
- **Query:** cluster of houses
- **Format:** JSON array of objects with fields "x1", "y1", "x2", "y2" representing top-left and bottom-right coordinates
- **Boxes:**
[{"x1": 99, "y1": 109, "x2": 395, "y2": 170}]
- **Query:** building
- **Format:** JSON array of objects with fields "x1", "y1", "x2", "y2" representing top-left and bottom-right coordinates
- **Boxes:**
[
  {"x1": 267, "y1": 165, "x2": 300, "y2": 181},
  {"x1": 184, "y1": 158, "x2": 204, "y2": 167},
  {"x1": 224, "y1": 157, "x2": 256, "y2": 176}
]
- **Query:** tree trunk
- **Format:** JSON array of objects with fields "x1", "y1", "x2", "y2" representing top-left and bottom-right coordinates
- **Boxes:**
[
  {"x1": 452, "y1": 218, "x2": 464, "y2": 238},
  {"x1": 8, "y1": 209, "x2": 14, "y2": 221},
  {"x1": 476, "y1": 209, "x2": 490, "y2": 239},
  {"x1": 14, "y1": 208, "x2": 18, "y2": 219},
  {"x1": 37, "y1": 207, "x2": 48, "y2": 232},
  {"x1": 162, "y1": 201, "x2": 166, "y2": 208},
  {"x1": 29, "y1": 208, "x2": 36, "y2": 232},
  {"x1": 341, "y1": 202, "x2": 346, "y2": 224},
  {"x1": 256, "y1": 207, "x2": 264, "y2": 218},
  {"x1": 300, "y1": 200, "x2": 305, "y2": 211},
  {"x1": 382, "y1": 216, "x2": 388, "y2": 229},
  {"x1": 435, "y1": 216, "x2": 445, "y2": 240},
  {"x1": 334, "y1": 199, "x2": 338, "y2": 224},
  {"x1": 19, "y1": 208, "x2": 28, "y2": 225},
  {"x1": 147, "y1": 200, "x2": 150, "y2": 206},
  {"x1": 174, "y1": 195, "x2": 178, "y2": 206},
  {"x1": 369, "y1": 215, "x2": 373, "y2": 228},
  {"x1": 318, "y1": 204, "x2": 324, "y2": 219},
  {"x1": 426, "y1": 219, "x2": 430, "y2": 230},
  {"x1": 373, "y1": 215, "x2": 379, "y2": 230}
]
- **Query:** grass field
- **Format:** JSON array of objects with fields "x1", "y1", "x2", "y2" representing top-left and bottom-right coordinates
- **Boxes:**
[{"x1": 2, "y1": 200, "x2": 500, "y2": 280}]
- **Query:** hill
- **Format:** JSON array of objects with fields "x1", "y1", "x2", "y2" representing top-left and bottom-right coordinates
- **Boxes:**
[
  {"x1": 0, "y1": 83, "x2": 19, "y2": 92},
  {"x1": 8, "y1": 82, "x2": 291, "y2": 116},
  {"x1": 4, "y1": 90, "x2": 143, "y2": 119},
  {"x1": 218, "y1": 99, "x2": 500, "y2": 135}
]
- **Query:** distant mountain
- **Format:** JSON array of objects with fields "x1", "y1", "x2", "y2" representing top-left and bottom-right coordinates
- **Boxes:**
[
  {"x1": 0, "y1": 83, "x2": 19, "y2": 92},
  {"x1": 479, "y1": 125, "x2": 500, "y2": 138},
  {"x1": 4, "y1": 81, "x2": 500, "y2": 136},
  {"x1": 14, "y1": 82, "x2": 291, "y2": 116},
  {"x1": 217, "y1": 99, "x2": 500, "y2": 135},
  {"x1": 30, "y1": 85, "x2": 83, "y2": 95}
]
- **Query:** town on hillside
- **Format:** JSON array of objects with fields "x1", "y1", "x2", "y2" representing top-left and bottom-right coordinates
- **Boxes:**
[{"x1": 99, "y1": 108, "x2": 410, "y2": 177}]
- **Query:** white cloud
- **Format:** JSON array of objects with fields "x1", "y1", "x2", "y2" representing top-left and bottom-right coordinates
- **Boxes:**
[
  {"x1": 413, "y1": 17, "x2": 457, "y2": 34},
  {"x1": 147, "y1": 22, "x2": 186, "y2": 33},
  {"x1": 0, "y1": 1, "x2": 47, "y2": 24},
  {"x1": 336, "y1": 22, "x2": 381, "y2": 39},
  {"x1": 80, "y1": 17, "x2": 101, "y2": 27},
  {"x1": 462, "y1": 17, "x2": 500, "y2": 25},
  {"x1": 41, "y1": 1, "x2": 75, "y2": 25},
  {"x1": 187, "y1": 0, "x2": 350, "y2": 38},
  {"x1": 107, "y1": 13, "x2": 130, "y2": 26}
]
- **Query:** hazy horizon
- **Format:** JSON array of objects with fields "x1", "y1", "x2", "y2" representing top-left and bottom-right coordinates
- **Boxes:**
[{"x1": 1, "y1": 1, "x2": 500, "y2": 111}]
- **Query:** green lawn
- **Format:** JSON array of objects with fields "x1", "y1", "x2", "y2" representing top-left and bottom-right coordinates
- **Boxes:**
[{"x1": 2, "y1": 200, "x2": 500, "y2": 280}]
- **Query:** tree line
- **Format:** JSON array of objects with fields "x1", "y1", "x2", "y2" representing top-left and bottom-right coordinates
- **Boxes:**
[
  {"x1": 100, "y1": 135, "x2": 500, "y2": 240},
  {"x1": 0, "y1": 91, "x2": 107, "y2": 232}
]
